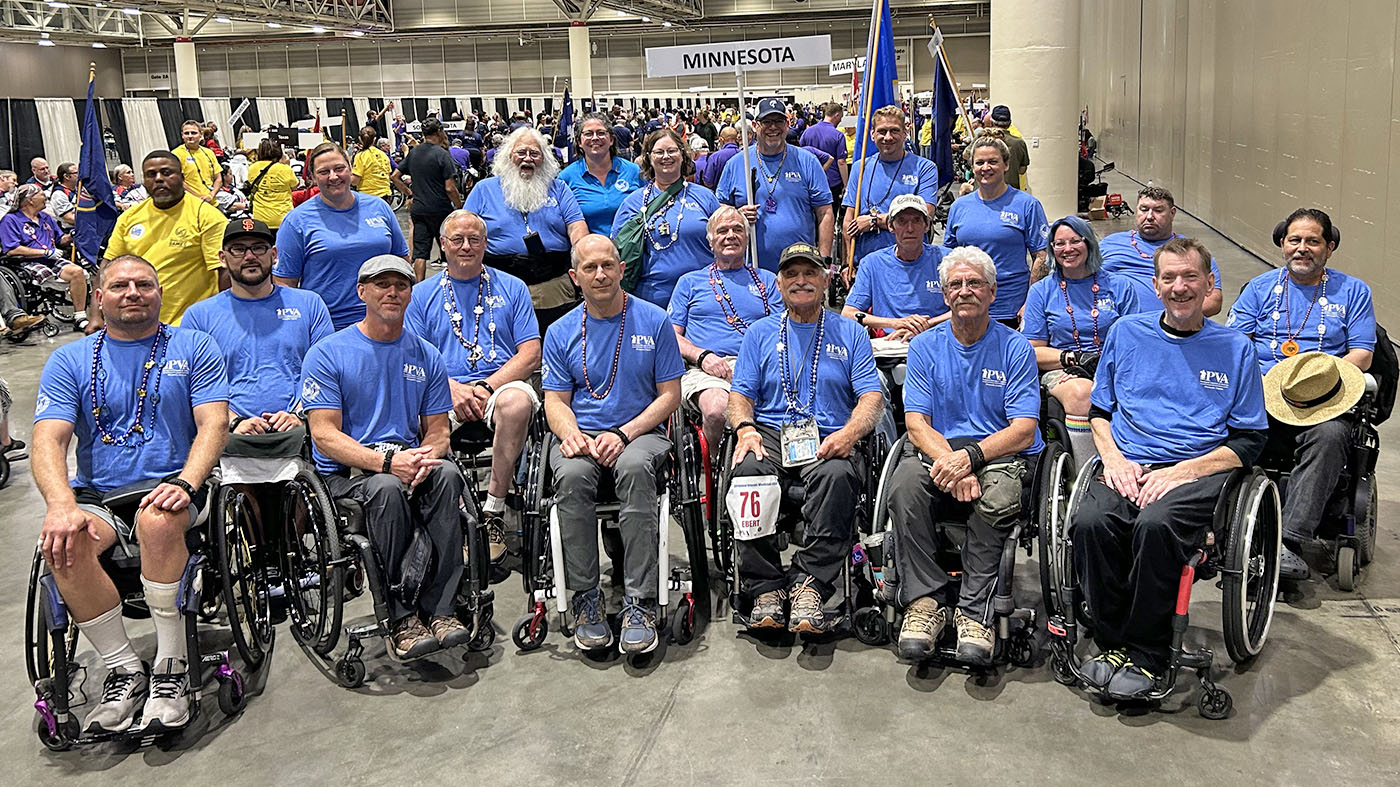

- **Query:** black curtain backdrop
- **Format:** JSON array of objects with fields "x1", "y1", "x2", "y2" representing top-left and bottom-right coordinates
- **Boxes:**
[
  {"x1": 0, "y1": 100, "x2": 12, "y2": 171},
  {"x1": 413, "y1": 98, "x2": 429, "y2": 120},
  {"x1": 10, "y1": 100, "x2": 43, "y2": 181},
  {"x1": 179, "y1": 98, "x2": 201, "y2": 123},
  {"x1": 399, "y1": 100, "x2": 416, "y2": 122},
  {"x1": 72, "y1": 98, "x2": 87, "y2": 134},
  {"x1": 230, "y1": 97, "x2": 261, "y2": 133},
  {"x1": 470, "y1": 97, "x2": 483, "y2": 115},
  {"x1": 521, "y1": 98, "x2": 534, "y2": 114},
  {"x1": 367, "y1": 98, "x2": 387, "y2": 138},
  {"x1": 544, "y1": 97, "x2": 554, "y2": 115},
  {"x1": 440, "y1": 97, "x2": 458, "y2": 119},
  {"x1": 286, "y1": 98, "x2": 310, "y2": 123},
  {"x1": 494, "y1": 98, "x2": 508, "y2": 118},
  {"x1": 156, "y1": 99, "x2": 184, "y2": 147},
  {"x1": 102, "y1": 99, "x2": 133, "y2": 166}
]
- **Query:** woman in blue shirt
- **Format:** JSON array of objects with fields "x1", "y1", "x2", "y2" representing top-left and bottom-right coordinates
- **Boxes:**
[{"x1": 558, "y1": 113, "x2": 641, "y2": 236}]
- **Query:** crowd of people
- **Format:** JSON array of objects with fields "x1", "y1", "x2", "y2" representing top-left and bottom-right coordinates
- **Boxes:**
[{"x1": 4, "y1": 94, "x2": 1380, "y2": 735}]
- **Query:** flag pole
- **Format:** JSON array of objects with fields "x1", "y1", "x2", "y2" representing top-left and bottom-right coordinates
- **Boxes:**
[
  {"x1": 735, "y1": 62, "x2": 759, "y2": 268},
  {"x1": 844, "y1": 0, "x2": 884, "y2": 276},
  {"x1": 77, "y1": 61, "x2": 96, "y2": 267},
  {"x1": 930, "y1": 18, "x2": 976, "y2": 142}
]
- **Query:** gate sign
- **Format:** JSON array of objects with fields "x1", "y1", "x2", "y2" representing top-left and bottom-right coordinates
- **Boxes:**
[{"x1": 645, "y1": 35, "x2": 832, "y2": 78}]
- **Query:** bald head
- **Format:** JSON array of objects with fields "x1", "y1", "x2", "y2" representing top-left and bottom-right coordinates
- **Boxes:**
[{"x1": 571, "y1": 234, "x2": 621, "y2": 270}]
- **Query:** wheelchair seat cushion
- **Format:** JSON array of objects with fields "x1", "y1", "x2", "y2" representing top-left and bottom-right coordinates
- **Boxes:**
[{"x1": 450, "y1": 420, "x2": 495, "y2": 456}]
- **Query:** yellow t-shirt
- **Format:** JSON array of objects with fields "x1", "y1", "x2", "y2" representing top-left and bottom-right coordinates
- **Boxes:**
[
  {"x1": 104, "y1": 195, "x2": 225, "y2": 326},
  {"x1": 179, "y1": 144, "x2": 221, "y2": 198},
  {"x1": 352, "y1": 147, "x2": 393, "y2": 198},
  {"x1": 247, "y1": 160, "x2": 299, "y2": 229}
]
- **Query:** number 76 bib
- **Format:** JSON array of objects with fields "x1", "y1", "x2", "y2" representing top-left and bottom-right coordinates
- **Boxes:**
[{"x1": 726, "y1": 474, "x2": 781, "y2": 541}]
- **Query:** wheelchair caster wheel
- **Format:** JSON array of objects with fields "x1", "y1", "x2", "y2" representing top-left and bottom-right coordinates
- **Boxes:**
[
  {"x1": 336, "y1": 656, "x2": 366, "y2": 688},
  {"x1": 1198, "y1": 687, "x2": 1232, "y2": 720},
  {"x1": 36, "y1": 716, "x2": 76, "y2": 752},
  {"x1": 1337, "y1": 547, "x2": 1357, "y2": 592},
  {"x1": 1050, "y1": 654, "x2": 1077, "y2": 686},
  {"x1": 671, "y1": 598, "x2": 697, "y2": 646},
  {"x1": 217, "y1": 673, "x2": 248, "y2": 716},
  {"x1": 512, "y1": 613, "x2": 549, "y2": 651},
  {"x1": 1008, "y1": 633, "x2": 1036, "y2": 669},
  {"x1": 852, "y1": 606, "x2": 888, "y2": 646},
  {"x1": 42, "y1": 320, "x2": 60, "y2": 339},
  {"x1": 469, "y1": 622, "x2": 497, "y2": 652}
]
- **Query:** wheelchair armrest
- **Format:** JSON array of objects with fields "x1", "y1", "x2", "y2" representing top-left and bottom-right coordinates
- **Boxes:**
[
  {"x1": 1364, "y1": 373, "x2": 1378, "y2": 396},
  {"x1": 100, "y1": 480, "x2": 163, "y2": 509}
]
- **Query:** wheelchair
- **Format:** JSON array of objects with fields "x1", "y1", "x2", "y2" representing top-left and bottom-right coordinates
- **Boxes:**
[
  {"x1": 25, "y1": 479, "x2": 254, "y2": 751},
  {"x1": 513, "y1": 408, "x2": 710, "y2": 660},
  {"x1": 0, "y1": 451, "x2": 10, "y2": 489},
  {"x1": 1043, "y1": 457, "x2": 1282, "y2": 719},
  {"x1": 0, "y1": 255, "x2": 90, "y2": 340},
  {"x1": 864, "y1": 433, "x2": 1074, "y2": 668},
  {"x1": 713, "y1": 428, "x2": 888, "y2": 641}
]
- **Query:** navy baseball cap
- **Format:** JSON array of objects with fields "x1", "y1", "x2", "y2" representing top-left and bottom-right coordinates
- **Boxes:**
[{"x1": 755, "y1": 98, "x2": 787, "y2": 120}]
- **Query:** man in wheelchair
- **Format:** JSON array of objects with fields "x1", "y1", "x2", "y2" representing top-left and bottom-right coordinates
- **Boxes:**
[
  {"x1": 32, "y1": 255, "x2": 229, "y2": 733},
  {"x1": 886, "y1": 245, "x2": 1042, "y2": 665},
  {"x1": 406, "y1": 209, "x2": 542, "y2": 563},
  {"x1": 541, "y1": 235, "x2": 683, "y2": 655},
  {"x1": 301, "y1": 254, "x2": 469, "y2": 661},
  {"x1": 1075, "y1": 238, "x2": 1267, "y2": 700},
  {"x1": 1225, "y1": 208, "x2": 1376, "y2": 579},
  {"x1": 839, "y1": 194, "x2": 950, "y2": 341},
  {"x1": 727, "y1": 243, "x2": 883, "y2": 634}
]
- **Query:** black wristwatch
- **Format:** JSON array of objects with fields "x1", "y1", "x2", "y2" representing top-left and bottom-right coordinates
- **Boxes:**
[{"x1": 163, "y1": 475, "x2": 195, "y2": 496}]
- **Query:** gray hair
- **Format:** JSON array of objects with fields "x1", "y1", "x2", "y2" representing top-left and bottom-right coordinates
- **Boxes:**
[
  {"x1": 938, "y1": 245, "x2": 998, "y2": 289},
  {"x1": 493, "y1": 126, "x2": 559, "y2": 181},
  {"x1": 706, "y1": 204, "x2": 749, "y2": 246},
  {"x1": 440, "y1": 209, "x2": 486, "y2": 237},
  {"x1": 112, "y1": 164, "x2": 133, "y2": 182}
]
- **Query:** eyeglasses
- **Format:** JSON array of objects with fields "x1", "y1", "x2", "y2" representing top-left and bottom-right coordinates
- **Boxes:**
[
  {"x1": 443, "y1": 234, "x2": 486, "y2": 249},
  {"x1": 1051, "y1": 237, "x2": 1086, "y2": 250},
  {"x1": 945, "y1": 278, "x2": 991, "y2": 292},
  {"x1": 226, "y1": 243, "x2": 271, "y2": 256},
  {"x1": 650, "y1": 148, "x2": 682, "y2": 158},
  {"x1": 581, "y1": 130, "x2": 612, "y2": 140}
]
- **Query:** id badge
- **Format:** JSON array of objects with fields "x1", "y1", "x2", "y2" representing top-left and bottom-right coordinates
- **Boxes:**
[
  {"x1": 764, "y1": 196, "x2": 778, "y2": 214},
  {"x1": 780, "y1": 418, "x2": 820, "y2": 468},
  {"x1": 523, "y1": 231, "x2": 546, "y2": 256}
]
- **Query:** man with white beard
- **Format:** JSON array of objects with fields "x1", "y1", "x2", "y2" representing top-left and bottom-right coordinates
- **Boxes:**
[{"x1": 466, "y1": 127, "x2": 590, "y2": 331}]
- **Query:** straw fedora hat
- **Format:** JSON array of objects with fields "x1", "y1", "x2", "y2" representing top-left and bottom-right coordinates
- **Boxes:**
[{"x1": 1263, "y1": 351, "x2": 1365, "y2": 426}]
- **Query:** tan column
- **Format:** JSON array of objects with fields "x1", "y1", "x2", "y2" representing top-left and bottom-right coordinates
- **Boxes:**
[
  {"x1": 990, "y1": 0, "x2": 1079, "y2": 219},
  {"x1": 174, "y1": 37, "x2": 200, "y2": 98},
  {"x1": 568, "y1": 22, "x2": 594, "y2": 106}
]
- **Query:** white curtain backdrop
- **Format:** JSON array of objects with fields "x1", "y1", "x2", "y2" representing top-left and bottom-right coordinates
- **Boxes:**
[
  {"x1": 123, "y1": 98, "x2": 167, "y2": 171},
  {"x1": 198, "y1": 98, "x2": 230, "y2": 135},
  {"x1": 256, "y1": 98, "x2": 288, "y2": 129},
  {"x1": 352, "y1": 98, "x2": 372, "y2": 133},
  {"x1": 35, "y1": 99, "x2": 82, "y2": 168},
  {"x1": 425, "y1": 97, "x2": 441, "y2": 119}
]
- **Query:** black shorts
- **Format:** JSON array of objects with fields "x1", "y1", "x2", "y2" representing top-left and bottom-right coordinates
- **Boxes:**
[
  {"x1": 411, "y1": 212, "x2": 451, "y2": 260},
  {"x1": 73, "y1": 482, "x2": 210, "y2": 567}
]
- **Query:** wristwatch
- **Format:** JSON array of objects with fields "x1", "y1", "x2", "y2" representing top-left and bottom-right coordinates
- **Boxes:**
[{"x1": 855, "y1": 312, "x2": 868, "y2": 326}]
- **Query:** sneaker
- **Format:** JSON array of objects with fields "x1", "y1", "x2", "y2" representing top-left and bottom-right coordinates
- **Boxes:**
[
  {"x1": 1280, "y1": 543, "x2": 1309, "y2": 580},
  {"x1": 748, "y1": 589, "x2": 788, "y2": 630},
  {"x1": 1105, "y1": 660, "x2": 1160, "y2": 700},
  {"x1": 1079, "y1": 647, "x2": 1129, "y2": 688},
  {"x1": 898, "y1": 596, "x2": 948, "y2": 661},
  {"x1": 484, "y1": 514, "x2": 507, "y2": 563},
  {"x1": 618, "y1": 596, "x2": 658, "y2": 655},
  {"x1": 954, "y1": 609, "x2": 995, "y2": 666},
  {"x1": 138, "y1": 658, "x2": 190, "y2": 731},
  {"x1": 82, "y1": 663, "x2": 148, "y2": 733},
  {"x1": 390, "y1": 616, "x2": 440, "y2": 660},
  {"x1": 788, "y1": 575, "x2": 833, "y2": 634},
  {"x1": 428, "y1": 615, "x2": 473, "y2": 649},
  {"x1": 0, "y1": 438, "x2": 27, "y2": 456},
  {"x1": 571, "y1": 587, "x2": 612, "y2": 651},
  {"x1": 8, "y1": 313, "x2": 44, "y2": 333}
]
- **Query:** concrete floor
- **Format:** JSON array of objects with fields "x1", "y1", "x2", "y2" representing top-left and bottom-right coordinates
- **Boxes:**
[{"x1": 1, "y1": 171, "x2": 1397, "y2": 784}]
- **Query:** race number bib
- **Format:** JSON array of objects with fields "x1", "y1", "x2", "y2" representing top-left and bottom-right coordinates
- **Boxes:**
[
  {"x1": 726, "y1": 475, "x2": 781, "y2": 541},
  {"x1": 780, "y1": 418, "x2": 820, "y2": 468}
]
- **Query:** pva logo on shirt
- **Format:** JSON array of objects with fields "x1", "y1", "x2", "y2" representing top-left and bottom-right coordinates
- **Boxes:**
[
  {"x1": 402, "y1": 363, "x2": 427, "y2": 383},
  {"x1": 34, "y1": 392, "x2": 51, "y2": 416},
  {"x1": 784, "y1": 172, "x2": 802, "y2": 182},
  {"x1": 1320, "y1": 302, "x2": 1347, "y2": 318},
  {"x1": 631, "y1": 334, "x2": 656, "y2": 352},
  {"x1": 1199, "y1": 369, "x2": 1230, "y2": 391},
  {"x1": 365, "y1": 217, "x2": 388, "y2": 229},
  {"x1": 999, "y1": 210, "x2": 1021, "y2": 225},
  {"x1": 485, "y1": 295, "x2": 507, "y2": 308},
  {"x1": 302, "y1": 379, "x2": 321, "y2": 401},
  {"x1": 981, "y1": 368, "x2": 1007, "y2": 387},
  {"x1": 925, "y1": 280, "x2": 942, "y2": 294},
  {"x1": 544, "y1": 196, "x2": 560, "y2": 208},
  {"x1": 1096, "y1": 296, "x2": 1115, "y2": 310},
  {"x1": 824, "y1": 343, "x2": 849, "y2": 361},
  {"x1": 276, "y1": 307, "x2": 302, "y2": 321},
  {"x1": 900, "y1": 174, "x2": 918, "y2": 186},
  {"x1": 748, "y1": 284, "x2": 765, "y2": 296},
  {"x1": 163, "y1": 358, "x2": 190, "y2": 377}
]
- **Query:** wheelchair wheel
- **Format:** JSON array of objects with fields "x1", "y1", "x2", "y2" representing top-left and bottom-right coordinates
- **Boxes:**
[
  {"x1": 214, "y1": 486, "x2": 274, "y2": 670},
  {"x1": 1356, "y1": 474, "x2": 1377, "y2": 567},
  {"x1": 0, "y1": 454, "x2": 10, "y2": 489},
  {"x1": 512, "y1": 609, "x2": 549, "y2": 651},
  {"x1": 283, "y1": 468, "x2": 345, "y2": 656},
  {"x1": 1036, "y1": 444, "x2": 1074, "y2": 621},
  {"x1": 520, "y1": 432, "x2": 553, "y2": 599},
  {"x1": 870, "y1": 434, "x2": 908, "y2": 537},
  {"x1": 1222, "y1": 471, "x2": 1281, "y2": 665},
  {"x1": 25, "y1": 548, "x2": 78, "y2": 689}
]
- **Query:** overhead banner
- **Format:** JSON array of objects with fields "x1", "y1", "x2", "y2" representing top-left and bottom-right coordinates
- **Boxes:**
[{"x1": 645, "y1": 35, "x2": 832, "y2": 78}]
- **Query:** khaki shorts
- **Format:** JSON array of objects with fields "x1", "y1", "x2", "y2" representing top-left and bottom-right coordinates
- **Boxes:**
[
  {"x1": 528, "y1": 274, "x2": 578, "y2": 311},
  {"x1": 1041, "y1": 369, "x2": 1079, "y2": 391},
  {"x1": 680, "y1": 356, "x2": 737, "y2": 405},
  {"x1": 448, "y1": 379, "x2": 541, "y2": 430}
]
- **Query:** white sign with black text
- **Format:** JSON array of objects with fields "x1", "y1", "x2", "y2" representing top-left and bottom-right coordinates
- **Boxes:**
[{"x1": 645, "y1": 35, "x2": 832, "y2": 78}]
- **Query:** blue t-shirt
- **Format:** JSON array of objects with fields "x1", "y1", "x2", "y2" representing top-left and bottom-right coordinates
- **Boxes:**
[
  {"x1": 611, "y1": 183, "x2": 720, "y2": 307},
  {"x1": 1099, "y1": 231, "x2": 1223, "y2": 304},
  {"x1": 1021, "y1": 270, "x2": 1142, "y2": 352},
  {"x1": 558, "y1": 157, "x2": 642, "y2": 236},
  {"x1": 715, "y1": 144, "x2": 834, "y2": 272},
  {"x1": 846, "y1": 243, "x2": 950, "y2": 320},
  {"x1": 1225, "y1": 267, "x2": 1376, "y2": 373},
  {"x1": 1090, "y1": 314, "x2": 1267, "y2": 465},
  {"x1": 0, "y1": 211, "x2": 63, "y2": 253},
  {"x1": 464, "y1": 177, "x2": 584, "y2": 256},
  {"x1": 668, "y1": 264, "x2": 782, "y2": 357},
  {"x1": 541, "y1": 296, "x2": 685, "y2": 432},
  {"x1": 274, "y1": 194, "x2": 408, "y2": 331},
  {"x1": 405, "y1": 267, "x2": 540, "y2": 382},
  {"x1": 943, "y1": 187, "x2": 1050, "y2": 320},
  {"x1": 841, "y1": 153, "x2": 939, "y2": 262},
  {"x1": 300, "y1": 326, "x2": 453, "y2": 474},
  {"x1": 732, "y1": 310, "x2": 882, "y2": 436},
  {"x1": 903, "y1": 321, "x2": 1044, "y2": 455},
  {"x1": 34, "y1": 326, "x2": 229, "y2": 493},
  {"x1": 182, "y1": 286, "x2": 334, "y2": 419}
]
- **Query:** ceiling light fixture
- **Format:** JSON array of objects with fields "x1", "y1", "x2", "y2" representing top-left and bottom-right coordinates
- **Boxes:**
[
  {"x1": 39, "y1": 39, "x2": 56, "y2": 46},
  {"x1": 266, "y1": 21, "x2": 281, "y2": 28},
  {"x1": 91, "y1": 41, "x2": 107, "y2": 48},
  {"x1": 120, "y1": 7, "x2": 139, "y2": 14},
  {"x1": 311, "y1": 25, "x2": 325, "y2": 32},
  {"x1": 214, "y1": 15, "x2": 230, "y2": 22}
]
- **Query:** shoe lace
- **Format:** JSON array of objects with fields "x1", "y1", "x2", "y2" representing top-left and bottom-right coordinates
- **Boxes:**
[
  {"x1": 957, "y1": 613, "x2": 991, "y2": 639},
  {"x1": 904, "y1": 602, "x2": 937, "y2": 629},
  {"x1": 791, "y1": 578, "x2": 821, "y2": 612},
  {"x1": 575, "y1": 591, "x2": 603, "y2": 625},
  {"x1": 99, "y1": 670, "x2": 141, "y2": 703},
  {"x1": 1094, "y1": 649, "x2": 1129, "y2": 669},
  {"x1": 485, "y1": 516, "x2": 506, "y2": 543},
  {"x1": 621, "y1": 599, "x2": 652, "y2": 628},
  {"x1": 148, "y1": 670, "x2": 185, "y2": 701}
]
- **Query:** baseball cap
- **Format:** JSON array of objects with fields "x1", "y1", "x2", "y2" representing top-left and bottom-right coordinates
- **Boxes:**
[
  {"x1": 990, "y1": 105, "x2": 1012, "y2": 123},
  {"x1": 357, "y1": 254, "x2": 415, "y2": 282},
  {"x1": 755, "y1": 98, "x2": 786, "y2": 120},
  {"x1": 887, "y1": 194, "x2": 930, "y2": 221},
  {"x1": 223, "y1": 217, "x2": 275, "y2": 246},
  {"x1": 777, "y1": 242, "x2": 824, "y2": 271}
]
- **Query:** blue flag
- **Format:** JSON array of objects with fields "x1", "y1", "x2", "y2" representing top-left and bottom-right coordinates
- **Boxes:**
[
  {"x1": 76, "y1": 73, "x2": 118, "y2": 265},
  {"x1": 931, "y1": 45, "x2": 958, "y2": 189},
  {"x1": 851, "y1": 0, "x2": 898, "y2": 164},
  {"x1": 559, "y1": 87, "x2": 575, "y2": 162}
]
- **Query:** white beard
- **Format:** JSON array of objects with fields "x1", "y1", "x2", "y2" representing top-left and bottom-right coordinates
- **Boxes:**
[{"x1": 499, "y1": 167, "x2": 552, "y2": 214}]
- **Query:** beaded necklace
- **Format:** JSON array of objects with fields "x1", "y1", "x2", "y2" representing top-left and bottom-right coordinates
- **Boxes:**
[
  {"x1": 756, "y1": 146, "x2": 789, "y2": 209},
  {"x1": 580, "y1": 294, "x2": 629, "y2": 400},
  {"x1": 89, "y1": 326, "x2": 169, "y2": 446},
  {"x1": 707, "y1": 262, "x2": 771, "y2": 332},
  {"x1": 776, "y1": 310, "x2": 825, "y2": 421},
  {"x1": 1129, "y1": 231, "x2": 1179, "y2": 259},
  {"x1": 1268, "y1": 266, "x2": 1329, "y2": 361},
  {"x1": 439, "y1": 270, "x2": 498, "y2": 371},
  {"x1": 1058, "y1": 273, "x2": 1102, "y2": 351},
  {"x1": 642, "y1": 182, "x2": 686, "y2": 251}
]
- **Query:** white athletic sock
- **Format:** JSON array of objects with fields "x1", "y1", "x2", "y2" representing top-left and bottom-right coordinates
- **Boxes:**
[
  {"x1": 483, "y1": 494, "x2": 506, "y2": 515},
  {"x1": 77, "y1": 604, "x2": 143, "y2": 673},
  {"x1": 1065, "y1": 416, "x2": 1095, "y2": 470},
  {"x1": 141, "y1": 576, "x2": 187, "y2": 667}
]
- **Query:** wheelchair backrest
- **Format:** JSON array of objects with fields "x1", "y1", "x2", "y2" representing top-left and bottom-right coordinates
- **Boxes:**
[{"x1": 1369, "y1": 324, "x2": 1397, "y2": 425}]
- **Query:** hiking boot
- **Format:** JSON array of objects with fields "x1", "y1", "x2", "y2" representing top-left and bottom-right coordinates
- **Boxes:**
[
  {"x1": 954, "y1": 609, "x2": 995, "y2": 666},
  {"x1": 7, "y1": 313, "x2": 43, "y2": 333},
  {"x1": 390, "y1": 616, "x2": 439, "y2": 660},
  {"x1": 571, "y1": 587, "x2": 612, "y2": 651},
  {"x1": 1279, "y1": 543, "x2": 1309, "y2": 580},
  {"x1": 82, "y1": 663, "x2": 148, "y2": 733},
  {"x1": 748, "y1": 589, "x2": 788, "y2": 630},
  {"x1": 138, "y1": 658, "x2": 190, "y2": 731},
  {"x1": 618, "y1": 596, "x2": 659, "y2": 655},
  {"x1": 1105, "y1": 660, "x2": 1161, "y2": 700},
  {"x1": 484, "y1": 514, "x2": 507, "y2": 563},
  {"x1": 898, "y1": 596, "x2": 948, "y2": 661},
  {"x1": 1079, "y1": 647, "x2": 1129, "y2": 688},
  {"x1": 788, "y1": 575, "x2": 833, "y2": 634},
  {"x1": 428, "y1": 615, "x2": 473, "y2": 649}
]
